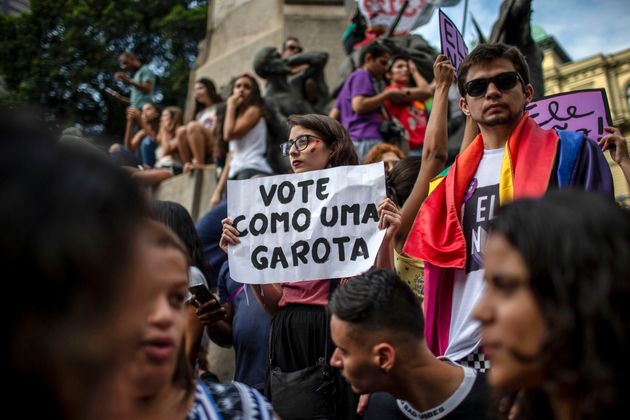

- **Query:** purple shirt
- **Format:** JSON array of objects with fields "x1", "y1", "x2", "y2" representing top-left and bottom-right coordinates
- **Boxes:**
[{"x1": 335, "y1": 69, "x2": 383, "y2": 142}]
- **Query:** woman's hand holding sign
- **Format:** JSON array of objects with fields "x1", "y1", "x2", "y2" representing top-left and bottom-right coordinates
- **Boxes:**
[
  {"x1": 375, "y1": 197, "x2": 402, "y2": 270},
  {"x1": 378, "y1": 197, "x2": 401, "y2": 240},
  {"x1": 219, "y1": 217, "x2": 240, "y2": 253}
]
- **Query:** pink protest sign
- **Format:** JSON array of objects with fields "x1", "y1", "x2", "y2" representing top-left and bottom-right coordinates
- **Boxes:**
[
  {"x1": 439, "y1": 9, "x2": 468, "y2": 71},
  {"x1": 526, "y1": 89, "x2": 612, "y2": 140}
]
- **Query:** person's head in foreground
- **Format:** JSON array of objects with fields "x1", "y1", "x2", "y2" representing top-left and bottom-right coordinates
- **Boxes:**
[
  {"x1": 99, "y1": 221, "x2": 194, "y2": 418},
  {"x1": 328, "y1": 269, "x2": 424, "y2": 395},
  {"x1": 1, "y1": 106, "x2": 156, "y2": 418},
  {"x1": 473, "y1": 190, "x2": 630, "y2": 419},
  {"x1": 457, "y1": 43, "x2": 533, "y2": 129},
  {"x1": 282, "y1": 114, "x2": 359, "y2": 173}
]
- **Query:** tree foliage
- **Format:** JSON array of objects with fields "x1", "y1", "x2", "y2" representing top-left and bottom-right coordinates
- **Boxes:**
[{"x1": 0, "y1": 0, "x2": 208, "y2": 138}]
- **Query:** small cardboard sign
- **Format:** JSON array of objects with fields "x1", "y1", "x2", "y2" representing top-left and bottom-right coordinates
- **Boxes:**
[
  {"x1": 439, "y1": 9, "x2": 468, "y2": 71},
  {"x1": 527, "y1": 89, "x2": 613, "y2": 140}
]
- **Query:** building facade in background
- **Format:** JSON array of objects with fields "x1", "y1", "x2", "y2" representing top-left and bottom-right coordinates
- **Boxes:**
[{"x1": 535, "y1": 26, "x2": 630, "y2": 203}]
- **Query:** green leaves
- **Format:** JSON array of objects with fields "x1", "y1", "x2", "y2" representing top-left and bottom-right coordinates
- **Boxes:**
[{"x1": 0, "y1": 0, "x2": 208, "y2": 138}]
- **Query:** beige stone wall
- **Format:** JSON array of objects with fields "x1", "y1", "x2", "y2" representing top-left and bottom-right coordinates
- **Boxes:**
[
  {"x1": 194, "y1": 0, "x2": 285, "y2": 92},
  {"x1": 188, "y1": 0, "x2": 348, "y2": 112},
  {"x1": 543, "y1": 47, "x2": 630, "y2": 201}
]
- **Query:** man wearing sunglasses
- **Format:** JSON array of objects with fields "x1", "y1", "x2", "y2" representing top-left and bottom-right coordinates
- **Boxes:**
[{"x1": 403, "y1": 43, "x2": 613, "y2": 373}]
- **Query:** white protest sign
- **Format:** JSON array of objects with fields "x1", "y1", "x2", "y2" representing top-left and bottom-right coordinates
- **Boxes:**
[{"x1": 227, "y1": 163, "x2": 387, "y2": 284}]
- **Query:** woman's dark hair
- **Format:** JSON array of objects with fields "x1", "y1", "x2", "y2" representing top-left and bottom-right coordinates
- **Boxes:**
[
  {"x1": 150, "y1": 200, "x2": 214, "y2": 288},
  {"x1": 194, "y1": 78, "x2": 223, "y2": 116},
  {"x1": 287, "y1": 114, "x2": 359, "y2": 168},
  {"x1": 387, "y1": 54, "x2": 407, "y2": 72},
  {"x1": 489, "y1": 190, "x2": 630, "y2": 419},
  {"x1": 386, "y1": 156, "x2": 421, "y2": 206},
  {"x1": 143, "y1": 102, "x2": 161, "y2": 137},
  {"x1": 1, "y1": 105, "x2": 150, "y2": 416},
  {"x1": 229, "y1": 73, "x2": 264, "y2": 116},
  {"x1": 359, "y1": 41, "x2": 391, "y2": 66}
]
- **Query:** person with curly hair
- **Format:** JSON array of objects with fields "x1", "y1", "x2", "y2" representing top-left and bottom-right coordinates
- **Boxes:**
[{"x1": 363, "y1": 143, "x2": 405, "y2": 175}]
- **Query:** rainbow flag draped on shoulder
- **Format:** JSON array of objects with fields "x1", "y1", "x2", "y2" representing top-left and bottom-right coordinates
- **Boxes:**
[{"x1": 403, "y1": 114, "x2": 613, "y2": 356}]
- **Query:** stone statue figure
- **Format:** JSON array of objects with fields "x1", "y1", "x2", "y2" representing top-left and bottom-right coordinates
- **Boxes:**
[
  {"x1": 253, "y1": 46, "x2": 330, "y2": 117},
  {"x1": 489, "y1": 0, "x2": 544, "y2": 99}
]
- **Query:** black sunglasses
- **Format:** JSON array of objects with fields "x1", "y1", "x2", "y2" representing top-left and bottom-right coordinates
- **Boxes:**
[
  {"x1": 279, "y1": 134, "x2": 319, "y2": 156},
  {"x1": 286, "y1": 44, "x2": 303, "y2": 53},
  {"x1": 464, "y1": 71, "x2": 523, "y2": 97}
]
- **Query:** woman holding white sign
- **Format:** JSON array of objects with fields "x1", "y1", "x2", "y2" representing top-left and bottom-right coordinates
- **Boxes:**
[{"x1": 220, "y1": 114, "x2": 401, "y2": 419}]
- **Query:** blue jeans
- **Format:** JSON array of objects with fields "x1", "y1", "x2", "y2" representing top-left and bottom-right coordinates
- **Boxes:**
[{"x1": 140, "y1": 136, "x2": 158, "y2": 167}]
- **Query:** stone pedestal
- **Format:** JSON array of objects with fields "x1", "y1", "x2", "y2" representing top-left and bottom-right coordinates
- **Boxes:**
[{"x1": 188, "y1": 0, "x2": 348, "y2": 117}]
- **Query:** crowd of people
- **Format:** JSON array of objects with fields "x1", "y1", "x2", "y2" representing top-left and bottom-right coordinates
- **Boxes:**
[{"x1": 3, "y1": 29, "x2": 630, "y2": 420}]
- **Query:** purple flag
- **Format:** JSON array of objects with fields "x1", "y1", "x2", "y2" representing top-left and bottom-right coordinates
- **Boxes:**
[
  {"x1": 527, "y1": 89, "x2": 613, "y2": 140},
  {"x1": 439, "y1": 9, "x2": 468, "y2": 71}
]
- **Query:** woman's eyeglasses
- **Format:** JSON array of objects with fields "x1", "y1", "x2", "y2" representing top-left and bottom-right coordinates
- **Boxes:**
[
  {"x1": 286, "y1": 44, "x2": 303, "y2": 53},
  {"x1": 464, "y1": 71, "x2": 523, "y2": 97},
  {"x1": 279, "y1": 135, "x2": 319, "y2": 156}
]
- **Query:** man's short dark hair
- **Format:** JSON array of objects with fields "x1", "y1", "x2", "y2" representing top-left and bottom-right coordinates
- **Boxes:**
[
  {"x1": 457, "y1": 43, "x2": 530, "y2": 97},
  {"x1": 329, "y1": 269, "x2": 424, "y2": 340},
  {"x1": 359, "y1": 41, "x2": 391, "y2": 66}
]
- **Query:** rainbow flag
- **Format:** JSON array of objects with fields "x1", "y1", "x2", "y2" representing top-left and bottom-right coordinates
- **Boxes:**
[{"x1": 403, "y1": 114, "x2": 612, "y2": 355}]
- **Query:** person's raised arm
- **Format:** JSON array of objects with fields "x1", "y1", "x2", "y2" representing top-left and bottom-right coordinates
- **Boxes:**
[
  {"x1": 115, "y1": 71, "x2": 153, "y2": 94},
  {"x1": 406, "y1": 59, "x2": 434, "y2": 102},
  {"x1": 394, "y1": 55, "x2": 453, "y2": 252},
  {"x1": 223, "y1": 96, "x2": 263, "y2": 141},
  {"x1": 459, "y1": 115, "x2": 479, "y2": 154},
  {"x1": 210, "y1": 152, "x2": 231, "y2": 209},
  {"x1": 123, "y1": 107, "x2": 140, "y2": 149},
  {"x1": 286, "y1": 51, "x2": 328, "y2": 70},
  {"x1": 129, "y1": 128, "x2": 146, "y2": 151}
]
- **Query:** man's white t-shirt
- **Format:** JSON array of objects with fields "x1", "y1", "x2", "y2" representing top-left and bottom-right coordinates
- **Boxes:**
[{"x1": 444, "y1": 147, "x2": 503, "y2": 361}]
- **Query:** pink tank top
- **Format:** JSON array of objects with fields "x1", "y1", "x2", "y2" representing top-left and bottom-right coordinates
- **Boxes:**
[{"x1": 278, "y1": 280, "x2": 330, "y2": 307}]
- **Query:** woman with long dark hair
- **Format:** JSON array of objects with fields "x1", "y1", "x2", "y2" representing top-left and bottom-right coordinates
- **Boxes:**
[
  {"x1": 210, "y1": 74, "x2": 275, "y2": 205},
  {"x1": 473, "y1": 190, "x2": 630, "y2": 419},
  {"x1": 97, "y1": 221, "x2": 274, "y2": 419}
]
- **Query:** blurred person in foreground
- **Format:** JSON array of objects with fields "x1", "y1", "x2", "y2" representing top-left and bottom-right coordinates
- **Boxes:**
[
  {"x1": 473, "y1": 190, "x2": 630, "y2": 419},
  {"x1": 0, "y1": 106, "x2": 159, "y2": 418}
]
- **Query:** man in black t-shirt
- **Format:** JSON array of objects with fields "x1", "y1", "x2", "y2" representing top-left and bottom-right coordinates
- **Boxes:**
[{"x1": 329, "y1": 269, "x2": 489, "y2": 419}]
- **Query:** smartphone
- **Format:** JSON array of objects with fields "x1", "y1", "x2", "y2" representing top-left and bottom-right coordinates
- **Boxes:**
[{"x1": 188, "y1": 284, "x2": 221, "y2": 307}]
